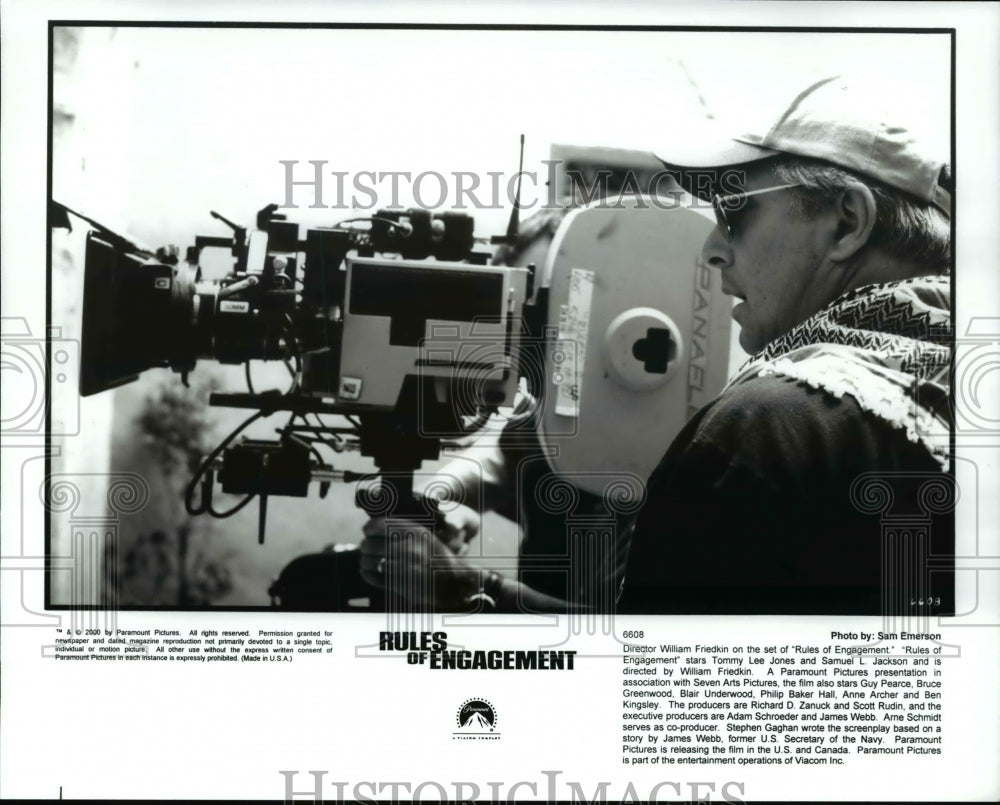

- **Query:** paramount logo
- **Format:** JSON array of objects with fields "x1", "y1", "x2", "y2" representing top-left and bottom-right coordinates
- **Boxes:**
[{"x1": 453, "y1": 698, "x2": 500, "y2": 741}]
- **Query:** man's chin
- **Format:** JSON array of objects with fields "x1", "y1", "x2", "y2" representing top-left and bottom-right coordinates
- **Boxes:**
[
  {"x1": 732, "y1": 301, "x2": 752, "y2": 329},
  {"x1": 736, "y1": 325, "x2": 764, "y2": 355}
]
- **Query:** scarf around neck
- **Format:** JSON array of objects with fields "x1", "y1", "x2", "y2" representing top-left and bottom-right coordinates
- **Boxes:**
[{"x1": 726, "y1": 276, "x2": 953, "y2": 470}]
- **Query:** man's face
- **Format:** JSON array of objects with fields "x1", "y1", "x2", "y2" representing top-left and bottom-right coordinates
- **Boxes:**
[{"x1": 702, "y1": 170, "x2": 830, "y2": 354}]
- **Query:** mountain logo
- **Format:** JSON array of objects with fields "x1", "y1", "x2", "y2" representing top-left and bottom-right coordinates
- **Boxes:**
[{"x1": 454, "y1": 698, "x2": 500, "y2": 740}]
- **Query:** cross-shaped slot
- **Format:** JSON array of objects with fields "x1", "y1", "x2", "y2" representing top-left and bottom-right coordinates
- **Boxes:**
[{"x1": 631, "y1": 327, "x2": 673, "y2": 374}]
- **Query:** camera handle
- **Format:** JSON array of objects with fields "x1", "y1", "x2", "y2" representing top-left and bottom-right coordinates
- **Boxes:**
[{"x1": 352, "y1": 411, "x2": 446, "y2": 522}]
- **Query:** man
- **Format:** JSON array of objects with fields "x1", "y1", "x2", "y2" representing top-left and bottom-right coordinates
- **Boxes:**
[
  {"x1": 618, "y1": 75, "x2": 953, "y2": 614},
  {"x1": 362, "y1": 75, "x2": 954, "y2": 615}
]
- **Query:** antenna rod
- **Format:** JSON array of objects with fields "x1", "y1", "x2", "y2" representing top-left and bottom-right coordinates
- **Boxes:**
[{"x1": 504, "y1": 134, "x2": 526, "y2": 243}]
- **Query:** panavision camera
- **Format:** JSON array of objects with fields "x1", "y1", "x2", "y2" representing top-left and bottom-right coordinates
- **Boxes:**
[
  {"x1": 75, "y1": 201, "x2": 535, "y2": 535},
  {"x1": 67, "y1": 174, "x2": 732, "y2": 608}
]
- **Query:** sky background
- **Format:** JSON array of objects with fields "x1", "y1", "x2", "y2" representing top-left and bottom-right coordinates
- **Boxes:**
[{"x1": 54, "y1": 27, "x2": 950, "y2": 245}]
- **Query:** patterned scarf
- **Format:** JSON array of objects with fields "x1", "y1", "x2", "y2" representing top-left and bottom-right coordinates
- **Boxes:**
[{"x1": 726, "y1": 276, "x2": 952, "y2": 470}]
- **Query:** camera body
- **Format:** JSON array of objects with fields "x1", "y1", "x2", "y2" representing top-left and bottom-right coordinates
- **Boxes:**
[
  {"x1": 74, "y1": 204, "x2": 535, "y2": 539},
  {"x1": 330, "y1": 255, "x2": 526, "y2": 412},
  {"x1": 72, "y1": 195, "x2": 732, "y2": 553},
  {"x1": 79, "y1": 205, "x2": 528, "y2": 425}
]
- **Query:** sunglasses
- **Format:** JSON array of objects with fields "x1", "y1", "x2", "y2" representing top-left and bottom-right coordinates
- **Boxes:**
[{"x1": 711, "y1": 183, "x2": 802, "y2": 241}]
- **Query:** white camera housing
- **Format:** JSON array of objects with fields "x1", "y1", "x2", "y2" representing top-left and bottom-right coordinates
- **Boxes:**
[{"x1": 538, "y1": 195, "x2": 731, "y2": 497}]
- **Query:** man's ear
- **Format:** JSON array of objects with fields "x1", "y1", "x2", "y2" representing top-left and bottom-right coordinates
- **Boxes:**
[{"x1": 828, "y1": 184, "x2": 877, "y2": 262}]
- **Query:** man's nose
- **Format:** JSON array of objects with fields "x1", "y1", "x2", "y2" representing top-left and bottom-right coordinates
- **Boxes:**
[{"x1": 701, "y1": 228, "x2": 732, "y2": 270}]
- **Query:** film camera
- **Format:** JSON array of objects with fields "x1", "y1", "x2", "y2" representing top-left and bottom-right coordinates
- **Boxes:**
[
  {"x1": 77, "y1": 201, "x2": 534, "y2": 528},
  {"x1": 70, "y1": 182, "x2": 731, "y2": 608}
]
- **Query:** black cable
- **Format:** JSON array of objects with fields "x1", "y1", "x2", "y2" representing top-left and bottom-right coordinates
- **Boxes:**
[
  {"x1": 276, "y1": 313, "x2": 302, "y2": 394},
  {"x1": 244, "y1": 361, "x2": 256, "y2": 395},
  {"x1": 335, "y1": 216, "x2": 412, "y2": 233},
  {"x1": 283, "y1": 412, "x2": 327, "y2": 459},
  {"x1": 311, "y1": 411, "x2": 345, "y2": 434},
  {"x1": 307, "y1": 412, "x2": 347, "y2": 451},
  {"x1": 281, "y1": 317, "x2": 299, "y2": 356},
  {"x1": 283, "y1": 355, "x2": 301, "y2": 395},
  {"x1": 208, "y1": 491, "x2": 256, "y2": 519},
  {"x1": 284, "y1": 413, "x2": 343, "y2": 454},
  {"x1": 184, "y1": 409, "x2": 266, "y2": 517}
]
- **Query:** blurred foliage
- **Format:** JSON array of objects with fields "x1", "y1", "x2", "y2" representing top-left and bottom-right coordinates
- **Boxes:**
[
  {"x1": 113, "y1": 373, "x2": 234, "y2": 605},
  {"x1": 111, "y1": 524, "x2": 232, "y2": 607},
  {"x1": 136, "y1": 373, "x2": 221, "y2": 480}
]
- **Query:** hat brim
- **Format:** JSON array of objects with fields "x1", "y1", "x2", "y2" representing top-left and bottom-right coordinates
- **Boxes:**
[
  {"x1": 653, "y1": 136, "x2": 779, "y2": 170},
  {"x1": 652, "y1": 124, "x2": 782, "y2": 202}
]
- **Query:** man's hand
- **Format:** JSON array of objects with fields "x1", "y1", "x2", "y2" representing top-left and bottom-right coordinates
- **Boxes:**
[
  {"x1": 360, "y1": 518, "x2": 482, "y2": 611},
  {"x1": 435, "y1": 503, "x2": 481, "y2": 554}
]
